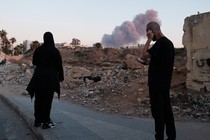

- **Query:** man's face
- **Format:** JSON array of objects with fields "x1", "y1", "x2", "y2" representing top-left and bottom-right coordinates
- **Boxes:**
[
  {"x1": 146, "y1": 29, "x2": 157, "y2": 41},
  {"x1": 152, "y1": 33, "x2": 157, "y2": 41}
]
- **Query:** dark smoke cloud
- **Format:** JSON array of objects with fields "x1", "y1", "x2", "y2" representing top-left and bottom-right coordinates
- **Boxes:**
[{"x1": 101, "y1": 9, "x2": 161, "y2": 48}]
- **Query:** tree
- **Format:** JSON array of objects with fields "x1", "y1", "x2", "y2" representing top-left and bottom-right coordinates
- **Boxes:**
[
  {"x1": 30, "y1": 40, "x2": 40, "y2": 51},
  {"x1": 0, "y1": 30, "x2": 7, "y2": 51},
  {"x1": 14, "y1": 44, "x2": 24, "y2": 55},
  {"x1": 10, "y1": 37, "x2": 16, "y2": 44},
  {"x1": 10, "y1": 37, "x2": 16, "y2": 55},
  {"x1": 0, "y1": 30, "x2": 16, "y2": 55},
  {"x1": 0, "y1": 30, "x2": 7, "y2": 39},
  {"x1": 1, "y1": 38, "x2": 11, "y2": 55},
  {"x1": 94, "y1": 42, "x2": 102, "y2": 49}
]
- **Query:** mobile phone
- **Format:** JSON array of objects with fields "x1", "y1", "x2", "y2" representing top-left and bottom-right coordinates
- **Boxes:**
[{"x1": 137, "y1": 58, "x2": 149, "y2": 65}]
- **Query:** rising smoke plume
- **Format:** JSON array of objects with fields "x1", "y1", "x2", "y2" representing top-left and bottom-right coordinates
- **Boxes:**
[{"x1": 101, "y1": 9, "x2": 161, "y2": 48}]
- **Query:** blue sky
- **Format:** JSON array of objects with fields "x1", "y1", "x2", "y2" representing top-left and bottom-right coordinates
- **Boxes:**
[{"x1": 0, "y1": 0, "x2": 210, "y2": 48}]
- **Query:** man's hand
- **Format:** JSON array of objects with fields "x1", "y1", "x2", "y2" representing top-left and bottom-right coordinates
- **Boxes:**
[
  {"x1": 140, "y1": 30, "x2": 153, "y2": 60},
  {"x1": 146, "y1": 30, "x2": 154, "y2": 40}
]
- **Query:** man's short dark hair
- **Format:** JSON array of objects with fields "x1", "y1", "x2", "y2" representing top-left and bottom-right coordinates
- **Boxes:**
[{"x1": 146, "y1": 22, "x2": 161, "y2": 32}]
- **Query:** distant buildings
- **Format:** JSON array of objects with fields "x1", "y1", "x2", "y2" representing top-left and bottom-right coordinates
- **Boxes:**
[
  {"x1": 23, "y1": 40, "x2": 31, "y2": 52},
  {"x1": 22, "y1": 38, "x2": 82, "y2": 50}
]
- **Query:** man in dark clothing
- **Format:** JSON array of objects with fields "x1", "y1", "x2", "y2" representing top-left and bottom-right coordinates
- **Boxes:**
[
  {"x1": 27, "y1": 32, "x2": 64, "y2": 129},
  {"x1": 141, "y1": 22, "x2": 176, "y2": 140}
]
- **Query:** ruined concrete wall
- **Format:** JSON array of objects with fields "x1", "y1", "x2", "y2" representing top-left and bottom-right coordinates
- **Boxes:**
[{"x1": 183, "y1": 11, "x2": 210, "y2": 91}]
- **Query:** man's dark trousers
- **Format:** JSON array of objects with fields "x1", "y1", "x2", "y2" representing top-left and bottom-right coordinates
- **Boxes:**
[{"x1": 149, "y1": 87, "x2": 176, "y2": 140}]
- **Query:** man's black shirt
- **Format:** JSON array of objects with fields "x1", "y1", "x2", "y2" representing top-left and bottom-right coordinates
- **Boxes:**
[{"x1": 147, "y1": 37, "x2": 174, "y2": 90}]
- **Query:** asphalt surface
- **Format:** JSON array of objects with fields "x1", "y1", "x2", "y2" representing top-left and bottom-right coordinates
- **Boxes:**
[
  {"x1": 0, "y1": 86, "x2": 210, "y2": 140},
  {"x1": 0, "y1": 97, "x2": 35, "y2": 140}
]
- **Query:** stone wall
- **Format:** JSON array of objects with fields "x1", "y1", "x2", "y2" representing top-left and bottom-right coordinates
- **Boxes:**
[{"x1": 183, "y1": 11, "x2": 210, "y2": 92}]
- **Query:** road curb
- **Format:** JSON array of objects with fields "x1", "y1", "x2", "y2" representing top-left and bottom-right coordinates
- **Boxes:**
[{"x1": 0, "y1": 92, "x2": 45, "y2": 140}]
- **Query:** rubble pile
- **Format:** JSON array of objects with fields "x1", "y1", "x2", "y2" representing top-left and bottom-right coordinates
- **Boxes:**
[
  {"x1": 0, "y1": 47, "x2": 209, "y2": 122},
  {"x1": 61, "y1": 64, "x2": 150, "y2": 117},
  {"x1": 171, "y1": 88, "x2": 210, "y2": 122},
  {"x1": 0, "y1": 62, "x2": 32, "y2": 86}
]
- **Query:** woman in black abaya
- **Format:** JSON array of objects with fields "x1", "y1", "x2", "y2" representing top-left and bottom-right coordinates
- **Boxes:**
[{"x1": 27, "y1": 32, "x2": 64, "y2": 129}]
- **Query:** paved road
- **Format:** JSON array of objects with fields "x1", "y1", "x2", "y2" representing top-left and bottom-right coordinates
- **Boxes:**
[
  {"x1": 0, "y1": 97, "x2": 36, "y2": 140},
  {"x1": 0, "y1": 86, "x2": 210, "y2": 140}
]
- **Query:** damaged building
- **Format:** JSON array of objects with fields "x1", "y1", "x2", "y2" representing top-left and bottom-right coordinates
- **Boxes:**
[{"x1": 183, "y1": 11, "x2": 210, "y2": 92}]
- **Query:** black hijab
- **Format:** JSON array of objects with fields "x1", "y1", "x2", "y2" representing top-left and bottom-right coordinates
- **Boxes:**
[{"x1": 43, "y1": 32, "x2": 55, "y2": 48}]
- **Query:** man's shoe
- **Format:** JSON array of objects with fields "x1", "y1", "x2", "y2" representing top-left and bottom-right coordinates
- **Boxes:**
[
  {"x1": 48, "y1": 121, "x2": 56, "y2": 128},
  {"x1": 42, "y1": 122, "x2": 56, "y2": 129}
]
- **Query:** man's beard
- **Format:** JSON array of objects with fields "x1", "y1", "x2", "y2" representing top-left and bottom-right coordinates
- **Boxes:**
[{"x1": 152, "y1": 35, "x2": 157, "y2": 41}]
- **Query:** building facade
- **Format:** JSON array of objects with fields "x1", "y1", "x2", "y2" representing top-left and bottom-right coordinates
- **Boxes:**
[{"x1": 183, "y1": 11, "x2": 210, "y2": 92}]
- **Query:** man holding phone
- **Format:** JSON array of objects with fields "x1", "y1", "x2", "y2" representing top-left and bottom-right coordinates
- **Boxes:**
[{"x1": 141, "y1": 21, "x2": 176, "y2": 140}]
